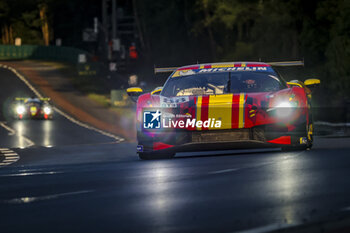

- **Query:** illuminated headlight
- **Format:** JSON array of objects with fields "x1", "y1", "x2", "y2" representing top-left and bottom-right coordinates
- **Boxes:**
[
  {"x1": 43, "y1": 106, "x2": 52, "y2": 115},
  {"x1": 267, "y1": 101, "x2": 298, "y2": 118},
  {"x1": 16, "y1": 105, "x2": 25, "y2": 115},
  {"x1": 275, "y1": 102, "x2": 295, "y2": 118}
]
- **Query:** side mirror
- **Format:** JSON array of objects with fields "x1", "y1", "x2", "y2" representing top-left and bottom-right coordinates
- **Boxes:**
[
  {"x1": 126, "y1": 87, "x2": 143, "y2": 102},
  {"x1": 151, "y1": 87, "x2": 162, "y2": 95},
  {"x1": 304, "y1": 79, "x2": 320, "y2": 87}
]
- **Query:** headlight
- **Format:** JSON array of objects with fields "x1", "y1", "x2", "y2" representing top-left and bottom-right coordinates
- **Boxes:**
[
  {"x1": 275, "y1": 101, "x2": 294, "y2": 118},
  {"x1": 16, "y1": 105, "x2": 25, "y2": 114},
  {"x1": 267, "y1": 100, "x2": 298, "y2": 118},
  {"x1": 43, "y1": 106, "x2": 52, "y2": 115}
]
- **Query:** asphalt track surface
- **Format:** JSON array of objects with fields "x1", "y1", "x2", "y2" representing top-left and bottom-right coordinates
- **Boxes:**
[{"x1": 1, "y1": 67, "x2": 350, "y2": 233}]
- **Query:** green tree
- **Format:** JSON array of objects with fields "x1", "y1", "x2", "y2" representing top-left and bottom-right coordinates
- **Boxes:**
[{"x1": 0, "y1": 0, "x2": 54, "y2": 45}]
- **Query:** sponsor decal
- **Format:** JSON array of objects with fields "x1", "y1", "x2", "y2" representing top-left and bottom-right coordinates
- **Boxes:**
[
  {"x1": 162, "y1": 118, "x2": 221, "y2": 128},
  {"x1": 300, "y1": 137, "x2": 308, "y2": 145},
  {"x1": 143, "y1": 110, "x2": 161, "y2": 129},
  {"x1": 160, "y1": 96, "x2": 189, "y2": 107},
  {"x1": 198, "y1": 67, "x2": 268, "y2": 73},
  {"x1": 179, "y1": 69, "x2": 196, "y2": 76},
  {"x1": 137, "y1": 145, "x2": 144, "y2": 152},
  {"x1": 172, "y1": 66, "x2": 271, "y2": 77},
  {"x1": 143, "y1": 110, "x2": 221, "y2": 129}
]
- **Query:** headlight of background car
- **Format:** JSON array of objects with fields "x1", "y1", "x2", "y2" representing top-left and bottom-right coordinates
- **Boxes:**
[
  {"x1": 43, "y1": 106, "x2": 52, "y2": 115},
  {"x1": 16, "y1": 105, "x2": 25, "y2": 115}
]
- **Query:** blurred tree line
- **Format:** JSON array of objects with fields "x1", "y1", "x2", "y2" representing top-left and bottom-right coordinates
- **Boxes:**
[
  {"x1": 135, "y1": 0, "x2": 350, "y2": 97},
  {"x1": 0, "y1": 0, "x2": 349, "y2": 97},
  {"x1": 0, "y1": 0, "x2": 51, "y2": 45},
  {"x1": 0, "y1": 0, "x2": 99, "y2": 47}
]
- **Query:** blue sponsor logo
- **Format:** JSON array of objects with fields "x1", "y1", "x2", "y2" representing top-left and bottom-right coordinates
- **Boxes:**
[
  {"x1": 137, "y1": 145, "x2": 143, "y2": 152},
  {"x1": 143, "y1": 110, "x2": 161, "y2": 129}
]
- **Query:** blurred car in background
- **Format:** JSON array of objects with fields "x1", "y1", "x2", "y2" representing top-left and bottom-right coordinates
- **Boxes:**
[{"x1": 12, "y1": 97, "x2": 53, "y2": 120}]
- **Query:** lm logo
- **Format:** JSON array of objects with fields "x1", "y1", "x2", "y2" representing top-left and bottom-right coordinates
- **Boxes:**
[{"x1": 143, "y1": 110, "x2": 161, "y2": 129}]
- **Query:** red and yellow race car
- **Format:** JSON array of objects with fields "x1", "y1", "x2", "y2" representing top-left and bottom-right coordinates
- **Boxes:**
[{"x1": 128, "y1": 61, "x2": 320, "y2": 159}]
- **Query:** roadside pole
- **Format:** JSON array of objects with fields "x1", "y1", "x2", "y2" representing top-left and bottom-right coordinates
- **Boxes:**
[
  {"x1": 102, "y1": 0, "x2": 109, "y2": 63},
  {"x1": 112, "y1": 0, "x2": 117, "y2": 40}
]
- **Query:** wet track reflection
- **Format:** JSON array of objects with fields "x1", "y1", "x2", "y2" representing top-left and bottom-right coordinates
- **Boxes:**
[
  {"x1": 1, "y1": 114, "x2": 117, "y2": 149},
  {"x1": 11, "y1": 120, "x2": 35, "y2": 148},
  {"x1": 271, "y1": 153, "x2": 304, "y2": 225},
  {"x1": 11, "y1": 119, "x2": 54, "y2": 148},
  {"x1": 1, "y1": 136, "x2": 350, "y2": 232}
]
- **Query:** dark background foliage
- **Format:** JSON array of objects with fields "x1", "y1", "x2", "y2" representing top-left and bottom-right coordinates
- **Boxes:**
[{"x1": 0, "y1": 0, "x2": 349, "y2": 98}]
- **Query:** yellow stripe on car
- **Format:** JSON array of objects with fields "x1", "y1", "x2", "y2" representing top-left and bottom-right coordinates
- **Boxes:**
[
  {"x1": 211, "y1": 64, "x2": 235, "y2": 68},
  {"x1": 208, "y1": 94, "x2": 233, "y2": 129},
  {"x1": 196, "y1": 96, "x2": 202, "y2": 130},
  {"x1": 238, "y1": 93, "x2": 245, "y2": 128}
]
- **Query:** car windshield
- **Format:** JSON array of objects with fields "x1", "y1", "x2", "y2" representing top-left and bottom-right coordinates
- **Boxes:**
[
  {"x1": 27, "y1": 100, "x2": 41, "y2": 103},
  {"x1": 26, "y1": 99, "x2": 42, "y2": 105},
  {"x1": 161, "y1": 71, "x2": 286, "y2": 97}
]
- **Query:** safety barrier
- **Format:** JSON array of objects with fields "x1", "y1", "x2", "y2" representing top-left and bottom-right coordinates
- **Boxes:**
[{"x1": 0, "y1": 45, "x2": 89, "y2": 64}]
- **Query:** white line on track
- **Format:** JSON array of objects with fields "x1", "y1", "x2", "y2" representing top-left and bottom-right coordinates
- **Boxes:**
[
  {"x1": 0, "y1": 171, "x2": 62, "y2": 177},
  {"x1": 54, "y1": 107, "x2": 124, "y2": 142},
  {"x1": 208, "y1": 168, "x2": 240, "y2": 174},
  {"x1": 0, "y1": 148, "x2": 20, "y2": 166},
  {"x1": 0, "y1": 121, "x2": 16, "y2": 135},
  {"x1": 0, "y1": 121, "x2": 35, "y2": 147},
  {"x1": 1, "y1": 151, "x2": 14, "y2": 154},
  {"x1": 3, "y1": 190, "x2": 94, "y2": 204},
  {"x1": 235, "y1": 223, "x2": 299, "y2": 233},
  {"x1": 0, "y1": 65, "x2": 42, "y2": 97},
  {"x1": 0, "y1": 64, "x2": 124, "y2": 142},
  {"x1": 341, "y1": 206, "x2": 350, "y2": 212}
]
